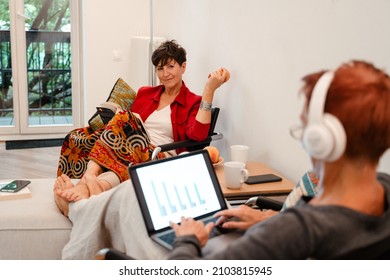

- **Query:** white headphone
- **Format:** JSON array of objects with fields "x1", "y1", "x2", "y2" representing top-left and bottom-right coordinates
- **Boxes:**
[{"x1": 302, "y1": 71, "x2": 347, "y2": 162}]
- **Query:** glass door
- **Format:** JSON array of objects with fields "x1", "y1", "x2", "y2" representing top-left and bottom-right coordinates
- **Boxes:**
[{"x1": 0, "y1": 0, "x2": 81, "y2": 136}]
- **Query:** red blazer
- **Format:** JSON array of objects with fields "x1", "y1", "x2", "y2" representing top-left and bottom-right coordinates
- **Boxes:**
[{"x1": 131, "y1": 82, "x2": 210, "y2": 154}]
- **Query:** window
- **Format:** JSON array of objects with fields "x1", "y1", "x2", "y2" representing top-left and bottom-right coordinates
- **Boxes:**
[{"x1": 0, "y1": 0, "x2": 81, "y2": 137}]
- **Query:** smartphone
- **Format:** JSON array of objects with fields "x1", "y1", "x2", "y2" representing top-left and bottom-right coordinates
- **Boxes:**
[
  {"x1": 0, "y1": 180, "x2": 31, "y2": 193},
  {"x1": 245, "y1": 174, "x2": 282, "y2": 185}
]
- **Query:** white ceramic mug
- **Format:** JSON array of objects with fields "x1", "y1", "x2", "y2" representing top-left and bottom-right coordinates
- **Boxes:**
[
  {"x1": 230, "y1": 145, "x2": 250, "y2": 165},
  {"x1": 224, "y1": 161, "x2": 249, "y2": 189}
]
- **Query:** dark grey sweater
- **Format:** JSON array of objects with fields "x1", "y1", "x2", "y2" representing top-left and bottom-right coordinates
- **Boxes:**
[{"x1": 168, "y1": 173, "x2": 390, "y2": 259}]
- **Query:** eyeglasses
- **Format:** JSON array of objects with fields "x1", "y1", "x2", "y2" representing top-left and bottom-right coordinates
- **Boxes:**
[{"x1": 289, "y1": 124, "x2": 303, "y2": 140}]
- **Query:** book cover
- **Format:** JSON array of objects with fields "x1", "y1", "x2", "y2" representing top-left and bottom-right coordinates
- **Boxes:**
[{"x1": 0, "y1": 181, "x2": 32, "y2": 201}]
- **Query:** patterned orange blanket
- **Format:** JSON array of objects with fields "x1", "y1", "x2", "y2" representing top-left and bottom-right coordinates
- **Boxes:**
[
  {"x1": 57, "y1": 78, "x2": 159, "y2": 182},
  {"x1": 57, "y1": 110, "x2": 155, "y2": 182}
]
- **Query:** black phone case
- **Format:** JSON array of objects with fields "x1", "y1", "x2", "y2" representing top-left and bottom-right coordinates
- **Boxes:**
[
  {"x1": 245, "y1": 174, "x2": 282, "y2": 184},
  {"x1": 0, "y1": 180, "x2": 31, "y2": 193}
]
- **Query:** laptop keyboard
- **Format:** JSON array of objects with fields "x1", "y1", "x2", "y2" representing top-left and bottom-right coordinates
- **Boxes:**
[
  {"x1": 159, "y1": 231, "x2": 176, "y2": 245},
  {"x1": 207, "y1": 217, "x2": 222, "y2": 238},
  {"x1": 159, "y1": 216, "x2": 221, "y2": 246}
]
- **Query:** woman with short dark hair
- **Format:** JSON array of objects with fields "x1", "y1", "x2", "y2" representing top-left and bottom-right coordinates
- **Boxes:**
[{"x1": 54, "y1": 40, "x2": 230, "y2": 217}]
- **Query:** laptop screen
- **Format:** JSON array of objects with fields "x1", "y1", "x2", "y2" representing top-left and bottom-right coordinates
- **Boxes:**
[{"x1": 129, "y1": 150, "x2": 227, "y2": 233}]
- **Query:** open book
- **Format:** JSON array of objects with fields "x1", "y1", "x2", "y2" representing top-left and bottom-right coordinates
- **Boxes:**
[
  {"x1": 0, "y1": 181, "x2": 32, "y2": 201},
  {"x1": 132, "y1": 112, "x2": 151, "y2": 140}
]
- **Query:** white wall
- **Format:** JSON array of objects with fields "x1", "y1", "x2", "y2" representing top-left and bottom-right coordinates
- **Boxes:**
[
  {"x1": 82, "y1": 0, "x2": 150, "y2": 118},
  {"x1": 83, "y1": 0, "x2": 390, "y2": 183}
]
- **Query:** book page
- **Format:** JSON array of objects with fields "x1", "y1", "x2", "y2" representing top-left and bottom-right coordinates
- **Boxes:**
[{"x1": 132, "y1": 112, "x2": 151, "y2": 140}]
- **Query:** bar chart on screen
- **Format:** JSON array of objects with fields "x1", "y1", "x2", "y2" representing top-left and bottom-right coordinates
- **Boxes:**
[
  {"x1": 132, "y1": 154, "x2": 222, "y2": 230},
  {"x1": 144, "y1": 177, "x2": 220, "y2": 230},
  {"x1": 152, "y1": 181, "x2": 207, "y2": 216}
]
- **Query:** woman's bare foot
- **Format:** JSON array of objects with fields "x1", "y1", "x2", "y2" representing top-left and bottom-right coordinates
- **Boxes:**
[
  {"x1": 56, "y1": 173, "x2": 90, "y2": 200},
  {"x1": 53, "y1": 173, "x2": 112, "y2": 217},
  {"x1": 53, "y1": 174, "x2": 75, "y2": 216},
  {"x1": 59, "y1": 181, "x2": 90, "y2": 202},
  {"x1": 61, "y1": 174, "x2": 112, "y2": 200},
  {"x1": 53, "y1": 174, "x2": 75, "y2": 194},
  {"x1": 53, "y1": 174, "x2": 90, "y2": 216}
]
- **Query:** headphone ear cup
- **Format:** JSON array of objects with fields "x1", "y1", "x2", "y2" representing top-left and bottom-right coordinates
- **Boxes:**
[
  {"x1": 302, "y1": 122, "x2": 334, "y2": 161},
  {"x1": 322, "y1": 113, "x2": 347, "y2": 162},
  {"x1": 302, "y1": 113, "x2": 346, "y2": 162}
]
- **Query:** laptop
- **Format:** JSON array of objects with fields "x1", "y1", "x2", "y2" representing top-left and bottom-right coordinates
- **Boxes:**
[{"x1": 129, "y1": 149, "x2": 228, "y2": 250}]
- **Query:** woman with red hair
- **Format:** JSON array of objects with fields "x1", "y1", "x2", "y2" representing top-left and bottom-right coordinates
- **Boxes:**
[{"x1": 169, "y1": 60, "x2": 390, "y2": 259}]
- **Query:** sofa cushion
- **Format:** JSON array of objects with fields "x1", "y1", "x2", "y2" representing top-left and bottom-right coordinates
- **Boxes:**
[
  {"x1": 0, "y1": 179, "x2": 72, "y2": 259},
  {"x1": 88, "y1": 78, "x2": 137, "y2": 131}
]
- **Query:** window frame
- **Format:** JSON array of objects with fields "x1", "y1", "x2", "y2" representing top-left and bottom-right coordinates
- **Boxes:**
[{"x1": 0, "y1": 0, "x2": 82, "y2": 138}]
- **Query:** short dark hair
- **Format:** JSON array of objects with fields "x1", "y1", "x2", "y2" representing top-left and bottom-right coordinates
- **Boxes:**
[
  {"x1": 151, "y1": 40, "x2": 187, "y2": 67},
  {"x1": 302, "y1": 60, "x2": 390, "y2": 163}
]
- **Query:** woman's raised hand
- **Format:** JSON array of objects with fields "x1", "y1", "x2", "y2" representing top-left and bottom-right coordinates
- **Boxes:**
[
  {"x1": 206, "y1": 67, "x2": 230, "y2": 91},
  {"x1": 208, "y1": 67, "x2": 230, "y2": 82}
]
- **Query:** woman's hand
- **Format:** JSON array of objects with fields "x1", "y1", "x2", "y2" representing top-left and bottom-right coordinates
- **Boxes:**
[
  {"x1": 206, "y1": 68, "x2": 230, "y2": 92},
  {"x1": 197, "y1": 67, "x2": 230, "y2": 124},
  {"x1": 170, "y1": 217, "x2": 214, "y2": 247},
  {"x1": 214, "y1": 205, "x2": 279, "y2": 231}
]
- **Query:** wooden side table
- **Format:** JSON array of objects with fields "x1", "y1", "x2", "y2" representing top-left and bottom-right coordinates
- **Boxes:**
[{"x1": 215, "y1": 161, "x2": 294, "y2": 201}]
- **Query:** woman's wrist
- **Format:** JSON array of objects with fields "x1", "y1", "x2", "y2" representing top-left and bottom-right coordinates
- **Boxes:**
[
  {"x1": 202, "y1": 84, "x2": 215, "y2": 101},
  {"x1": 199, "y1": 100, "x2": 212, "y2": 111}
]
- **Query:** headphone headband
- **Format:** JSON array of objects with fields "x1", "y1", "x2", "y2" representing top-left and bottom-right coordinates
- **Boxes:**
[{"x1": 307, "y1": 71, "x2": 335, "y2": 125}]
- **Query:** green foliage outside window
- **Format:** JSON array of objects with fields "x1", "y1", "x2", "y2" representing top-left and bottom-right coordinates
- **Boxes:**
[{"x1": 0, "y1": 0, "x2": 72, "y2": 118}]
